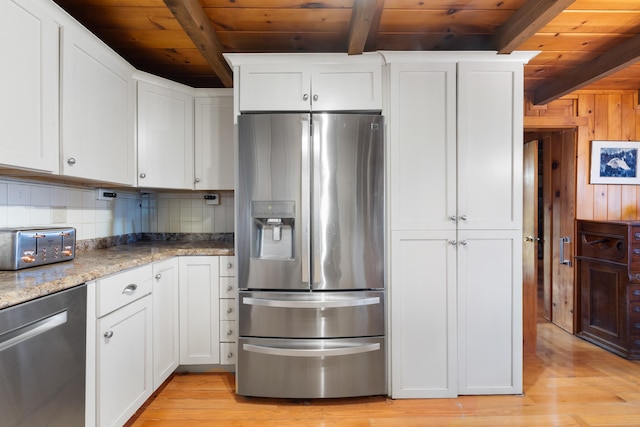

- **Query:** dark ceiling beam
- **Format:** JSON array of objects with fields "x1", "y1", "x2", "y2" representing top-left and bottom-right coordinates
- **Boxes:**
[
  {"x1": 347, "y1": 0, "x2": 384, "y2": 54},
  {"x1": 163, "y1": 0, "x2": 233, "y2": 87},
  {"x1": 533, "y1": 34, "x2": 640, "y2": 105},
  {"x1": 493, "y1": 0, "x2": 576, "y2": 54}
]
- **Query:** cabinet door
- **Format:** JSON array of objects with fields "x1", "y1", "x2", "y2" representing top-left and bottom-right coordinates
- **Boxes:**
[
  {"x1": 390, "y1": 231, "x2": 457, "y2": 398},
  {"x1": 312, "y1": 64, "x2": 382, "y2": 111},
  {"x1": 97, "y1": 295, "x2": 152, "y2": 427},
  {"x1": 60, "y1": 21, "x2": 136, "y2": 186},
  {"x1": 457, "y1": 229, "x2": 522, "y2": 395},
  {"x1": 152, "y1": 258, "x2": 179, "y2": 389},
  {"x1": 194, "y1": 92, "x2": 235, "y2": 190},
  {"x1": 388, "y1": 62, "x2": 457, "y2": 231},
  {"x1": 0, "y1": 0, "x2": 59, "y2": 173},
  {"x1": 239, "y1": 64, "x2": 311, "y2": 111},
  {"x1": 457, "y1": 61, "x2": 523, "y2": 230},
  {"x1": 137, "y1": 80, "x2": 194, "y2": 189},
  {"x1": 179, "y1": 256, "x2": 220, "y2": 364}
]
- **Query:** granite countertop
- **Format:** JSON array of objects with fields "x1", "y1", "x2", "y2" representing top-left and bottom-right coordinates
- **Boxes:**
[{"x1": 0, "y1": 240, "x2": 234, "y2": 310}]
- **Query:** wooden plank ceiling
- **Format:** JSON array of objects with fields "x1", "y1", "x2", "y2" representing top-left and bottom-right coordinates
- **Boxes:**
[{"x1": 52, "y1": 0, "x2": 640, "y2": 105}]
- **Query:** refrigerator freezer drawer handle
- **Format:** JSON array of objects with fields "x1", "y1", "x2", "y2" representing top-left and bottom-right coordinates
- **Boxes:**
[
  {"x1": 242, "y1": 296, "x2": 380, "y2": 309},
  {"x1": 242, "y1": 343, "x2": 380, "y2": 358}
]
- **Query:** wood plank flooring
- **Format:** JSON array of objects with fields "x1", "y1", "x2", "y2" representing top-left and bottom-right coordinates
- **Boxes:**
[{"x1": 129, "y1": 322, "x2": 640, "y2": 426}]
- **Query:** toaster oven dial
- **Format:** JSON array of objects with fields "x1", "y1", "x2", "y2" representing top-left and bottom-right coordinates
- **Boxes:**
[{"x1": 21, "y1": 250, "x2": 36, "y2": 264}]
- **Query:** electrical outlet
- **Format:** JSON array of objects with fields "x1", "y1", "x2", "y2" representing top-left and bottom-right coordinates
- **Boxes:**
[
  {"x1": 96, "y1": 188, "x2": 117, "y2": 201},
  {"x1": 204, "y1": 193, "x2": 220, "y2": 205}
]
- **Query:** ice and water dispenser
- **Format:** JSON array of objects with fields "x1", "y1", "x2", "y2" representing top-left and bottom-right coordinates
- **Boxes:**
[{"x1": 251, "y1": 201, "x2": 295, "y2": 260}]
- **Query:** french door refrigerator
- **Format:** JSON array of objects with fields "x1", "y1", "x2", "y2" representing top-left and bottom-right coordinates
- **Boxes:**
[{"x1": 236, "y1": 113, "x2": 385, "y2": 398}]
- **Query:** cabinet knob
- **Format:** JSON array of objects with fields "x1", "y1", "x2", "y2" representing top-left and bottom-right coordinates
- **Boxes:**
[
  {"x1": 227, "y1": 263, "x2": 233, "y2": 269},
  {"x1": 313, "y1": 94, "x2": 318, "y2": 102},
  {"x1": 155, "y1": 273, "x2": 162, "y2": 280},
  {"x1": 226, "y1": 285, "x2": 233, "y2": 291},
  {"x1": 460, "y1": 214, "x2": 468, "y2": 221},
  {"x1": 460, "y1": 240, "x2": 468, "y2": 246},
  {"x1": 104, "y1": 330, "x2": 114, "y2": 339},
  {"x1": 67, "y1": 157, "x2": 76, "y2": 166},
  {"x1": 227, "y1": 352, "x2": 233, "y2": 359},
  {"x1": 139, "y1": 172, "x2": 146, "y2": 179},
  {"x1": 227, "y1": 308, "x2": 233, "y2": 314},
  {"x1": 450, "y1": 215, "x2": 457, "y2": 221},
  {"x1": 194, "y1": 177, "x2": 201, "y2": 183},
  {"x1": 227, "y1": 329, "x2": 233, "y2": 336},
  {"x1": 449, "y1": 240, "x2": 457, "y2": 246},
  {"x1": 303, "y1": 94, "x2": 309, "y2": 101}
]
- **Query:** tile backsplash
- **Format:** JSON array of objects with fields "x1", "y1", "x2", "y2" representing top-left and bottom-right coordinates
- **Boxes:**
[{"x1": 0, "y1": 177, "x2": 234, "y2": 240}]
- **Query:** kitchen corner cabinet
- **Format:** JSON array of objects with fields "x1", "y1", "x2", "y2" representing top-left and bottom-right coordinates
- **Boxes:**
[
  {"x1": 226, "y1": 53, "x2": 383, "y2": 112},
  {"x1": 194, "y1": 89, "x2": 235, "y2": 190},
  {"x1": 1, "y1": 0, "x2": 59, "y2": 173},
  {"x1": 179, "y1": 256, "x2": 220, "y2": 364},
  {"x1": 137, "y1": 75, "x2": 194, "y2": 189},
  {"x1": 152, "y1": 258, "x2": 179, "y2": 389},
  {"x1": 60, "y1": 17, "x2": 136, "y2": 186},
  {"x1": 386, "y1": 54, "x2": 527, "y2": 398}
]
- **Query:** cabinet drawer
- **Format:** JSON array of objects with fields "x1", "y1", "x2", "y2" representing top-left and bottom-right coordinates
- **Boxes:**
[
  {"x1": 220, "y1": 320, "x2": 236, "y2": 342},
  {"x1": 97, "y1": 265, "x2": 153, "y2": 317},
  {"x1": 220, "y1": 277, "x2": 236, "y2": 298},
  {"x1": 220, "y1": 256, "x2": 236, "y2": 277},
  {"x1": 578, "y1": 231, "x2": 627, "y2": 263},
  {"x1": 630, "y1": 286, "x2": 640, "y2": 301},
  {"x1": 220, "y1": 298, "x2": 236, "y2": 320},
  {"x1": 220, "y1": 342, "x2": 236, "y2": 365}
]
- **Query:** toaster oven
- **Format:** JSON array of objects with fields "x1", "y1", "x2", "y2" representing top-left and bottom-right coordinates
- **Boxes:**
[{"x1": 0, "y1": 227, "x2": 76, "y2": 270}]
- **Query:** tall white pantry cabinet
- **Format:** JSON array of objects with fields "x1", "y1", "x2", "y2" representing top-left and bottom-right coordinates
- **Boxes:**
[{"x1": 384, "y1": 52, "x2": 535, "y2": 398}]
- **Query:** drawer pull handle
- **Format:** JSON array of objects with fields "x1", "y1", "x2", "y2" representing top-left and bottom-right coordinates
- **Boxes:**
[
  {"x1": 122, "y1": 284, "x2": 138, "y2": 295},
  {"x1": 635, "y1": 340, "x2": 640, "y2": 346},
  {"x1": 634, "y1": 323, "x2": 640, "y2": 329},
  {"x1": 635, "y1": 233, "x2": 640, "y2": 240},
  {"x1": 104, "y1": 330, "x2": 114, "y2": 339},
  {"x1": 634, "y1": 306, "x2": 640, "y2": 313},
  {"x1": 634, "y1": 290, "x2": 640, "y2": 296},
  {"x1": 634, "y1": 249, "x2": 640, "y2": 255}
]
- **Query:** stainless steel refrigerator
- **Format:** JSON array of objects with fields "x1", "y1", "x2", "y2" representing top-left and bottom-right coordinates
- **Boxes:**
[{"x1": 236, "y1": 113, "x2": 385, "y2": 398}]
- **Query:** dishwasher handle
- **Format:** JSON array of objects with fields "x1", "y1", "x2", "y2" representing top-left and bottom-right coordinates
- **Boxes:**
[
  {"x1": 0, "y1": 311, "x2": 67, "y2": 352},
  {"x1": 242, "y1": 296, "x2": 380, "y2": 309}
]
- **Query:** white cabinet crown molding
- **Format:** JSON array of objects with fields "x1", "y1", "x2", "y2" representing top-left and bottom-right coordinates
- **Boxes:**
[
  {"x1": 379, "y1": 50, "x2": 540, "y2": 64},
  {"x1": 224, "y1": 51, "x2": 384, "y2": 67}
]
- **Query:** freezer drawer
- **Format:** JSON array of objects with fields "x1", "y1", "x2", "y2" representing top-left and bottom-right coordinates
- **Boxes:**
[
  {"x1": 239, "y1": 290, "x2": 384, "y2": 338},
  {"x1": 237, "y1": 337, "x2": 386, "y2": 398}
]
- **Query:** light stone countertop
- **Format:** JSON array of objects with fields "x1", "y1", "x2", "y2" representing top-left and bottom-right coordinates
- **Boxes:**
[{"x1": 0, "y1": 240, "x2": 234, "y2": 309}]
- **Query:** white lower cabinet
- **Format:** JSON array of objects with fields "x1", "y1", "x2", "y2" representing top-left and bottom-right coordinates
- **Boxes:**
[
  {"x1": 179, "y1": 256, "x2": 220, "y2": 364},
  {"x1": 92, "y1": 265, "x2": 153, "y2": 427},
  {"x1": 456, "y1": 230, "x2": 522, "y2": 395},
  {"x1": 152, "y1": 258, "x2": 179, "y2": 389},
  {"x1": 390, "y1": 231, "x2": 457, "y2": 398}
]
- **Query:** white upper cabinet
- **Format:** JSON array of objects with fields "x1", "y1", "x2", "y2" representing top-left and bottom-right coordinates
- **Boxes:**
[
  {"x1": 194, "y1": 89, "x2": 235, "y2": 190},
  {"x1": 457, "y1": 61, "x2": 524, "y2": 231},
  {"x1": 137, "y1": 74, "x2": 195, "y2": 190},
  {"x1": 0, "y1": 0, "x2": 59, "y2": 173},
  {"x1": 60, "y1": 17, "x2": 136, "y2": 186},
  {"x1": 388, "y1": 62, "x2": 457, "y2": 232},
  {"x1": 226, "y1": 53, "x2": 383, "y2": 113}
]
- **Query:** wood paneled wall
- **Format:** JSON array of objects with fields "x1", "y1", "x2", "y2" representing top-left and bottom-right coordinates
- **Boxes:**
[{"x1": 525, "y1": 90, "x2": 640, "y2": 221}]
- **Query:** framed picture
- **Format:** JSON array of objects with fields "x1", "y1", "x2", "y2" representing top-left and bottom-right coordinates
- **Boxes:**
[{"x1": 590, "y1": 140, "x2": 640, "y2": 184}]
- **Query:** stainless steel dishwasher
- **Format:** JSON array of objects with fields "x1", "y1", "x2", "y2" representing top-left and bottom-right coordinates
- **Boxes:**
[{"x1": 0, "y1": 284, "x2": 86, "y2": 427}]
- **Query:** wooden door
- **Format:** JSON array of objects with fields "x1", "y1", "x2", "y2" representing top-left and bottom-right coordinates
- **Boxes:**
[
  {"x1": 523, "y1": 140, "x2": 538, "y2": 354},
  {"x1": 545, "y1": 130, "x2": 577, "y2": 333}
]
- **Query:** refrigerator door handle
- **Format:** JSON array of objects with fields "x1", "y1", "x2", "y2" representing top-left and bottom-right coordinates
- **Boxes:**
[
  {"x1": 243, "y1": 342, "x2": 381, "y2": 358},
  {"x1": 242, "y1": 296, "x2": 380, "y2": 309},
  {"x1": 301, "y1": 115, "x2": 311, "y2": 284}
]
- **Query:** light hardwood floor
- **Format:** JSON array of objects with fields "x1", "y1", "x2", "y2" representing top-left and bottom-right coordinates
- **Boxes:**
[{"x1": 128, "y1": 320, "x2": 640, "y2": 426}]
